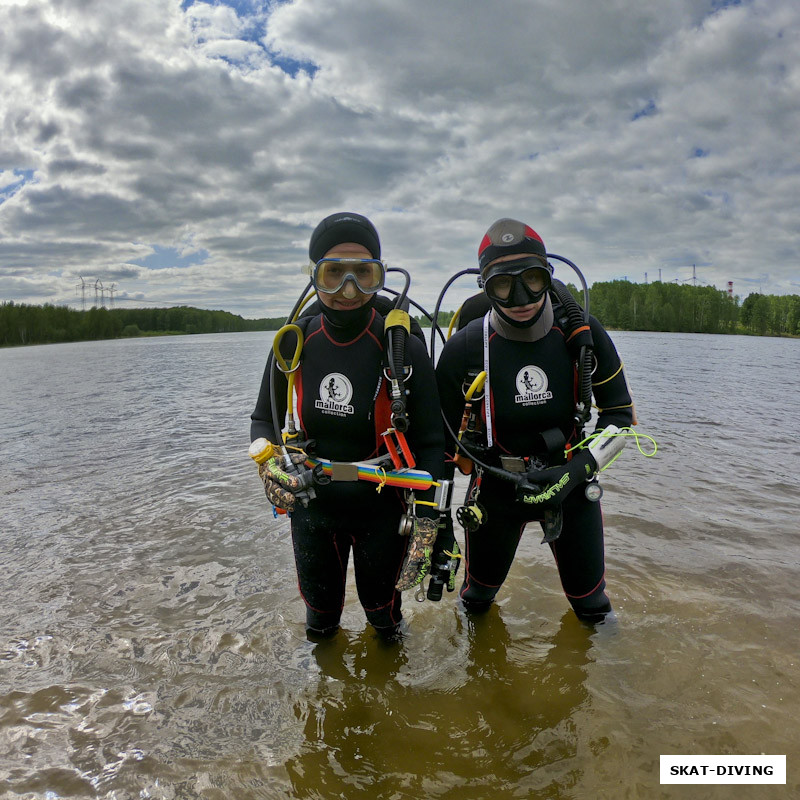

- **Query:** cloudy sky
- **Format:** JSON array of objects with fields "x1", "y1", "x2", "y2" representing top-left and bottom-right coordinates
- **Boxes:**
[{"x1": 1, "y1": 0, "x2": 798, "y2": 318}]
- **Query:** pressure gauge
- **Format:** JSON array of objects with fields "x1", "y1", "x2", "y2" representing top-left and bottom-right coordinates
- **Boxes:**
[{"x1": 585, "y1": 481, "x2": 603, "y2": 502}]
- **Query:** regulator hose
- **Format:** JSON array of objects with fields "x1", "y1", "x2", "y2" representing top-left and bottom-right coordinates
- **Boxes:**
[
  {"x1": 268, "y1": 280, "x2": 314, "y2": 446},
  {"x1": 549, "y1": 276, "x2": 593, "y2": 426},
  {"x1": 429, "y1": 268, "x2": 481, "y2": 363},
  {"x1": 386, "y1": 320, "x2": 410, "y2": 431},
  {"x1": 383, "y1": 267, "x2": 413, "y2": 432}
]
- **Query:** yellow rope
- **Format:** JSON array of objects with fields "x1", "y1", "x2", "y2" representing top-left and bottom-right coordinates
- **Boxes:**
[
  {"x1": 375, "y1": 467, "x2": 388, "y2": 493},
  {"x1": 570, "y1": 427, "x2": 658, "y2": 471}
]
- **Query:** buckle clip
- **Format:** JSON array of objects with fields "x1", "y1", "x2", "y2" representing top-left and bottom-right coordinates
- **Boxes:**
[{"x1": 381, "y1": 428, "x2": 416, "y2": 470}]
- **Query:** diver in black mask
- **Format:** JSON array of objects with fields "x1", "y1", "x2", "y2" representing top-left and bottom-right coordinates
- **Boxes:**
[{"x1": 435, "y1": 218, "x2": 635, "y2": 623}]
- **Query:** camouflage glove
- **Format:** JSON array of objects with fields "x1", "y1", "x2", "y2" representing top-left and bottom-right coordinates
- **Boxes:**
[
  {"x1": 258, "y1": 453, "x2": 308, "y2": 512},
  {"x1": 396, "y1": 517, "x2": 438, "y2": 592},
  {"x1": 427, "y1": 513, "x2": 462, "y2": 601}
]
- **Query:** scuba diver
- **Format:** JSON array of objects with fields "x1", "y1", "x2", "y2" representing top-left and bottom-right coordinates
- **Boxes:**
[
  {"x1": 435, "y1": 218, "x2": 635, "y2": 623},
  {"x1": 250, "y1": 212, "x2": 455, "y2": 641}
]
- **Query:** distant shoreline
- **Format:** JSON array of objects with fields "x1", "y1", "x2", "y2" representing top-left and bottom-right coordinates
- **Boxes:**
[
  {"x1": 3, "y1": 321, "x2": 797, "y2": 349},
  {"x1": 3, "y1": 282, "x2": 798, "y2": 347}
]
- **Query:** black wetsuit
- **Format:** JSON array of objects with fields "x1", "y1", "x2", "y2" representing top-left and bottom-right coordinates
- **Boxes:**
[
  {"x1": 435, "y1": 295, "x2": 633, "y2": 620},
  {"x1": 251, "y1": 297, "x2": 444, "y2": 634},
  {"x1": 301, "y1": 294, "x2": 427, "y2": 346}
]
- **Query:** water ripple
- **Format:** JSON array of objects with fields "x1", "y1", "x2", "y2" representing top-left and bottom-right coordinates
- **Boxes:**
[{"x1": 2, "y1": 332, "x2": 799, "y2": 798}]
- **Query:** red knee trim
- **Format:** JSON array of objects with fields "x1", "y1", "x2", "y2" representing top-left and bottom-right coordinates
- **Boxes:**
[
  {"x1": 298, "y1": 588, "x2": 344, "y2": 614},
  {"x1": 564, "y1": 572, "x2": 606, "y2": 600},
  {"x1": 363, "y1": 591, "x2": 400, "y2": 612},
  {"x1": 464, "y1": 572, "x2": 503, "y2": 589}
]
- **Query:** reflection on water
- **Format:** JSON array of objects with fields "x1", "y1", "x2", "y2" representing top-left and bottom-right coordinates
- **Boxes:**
[
  {"x1": 286, "y1": 608, "x2": 595, "y2": 799},
  {"x1": 1, "y1": 332, "x2": 799, "y2": 798}
]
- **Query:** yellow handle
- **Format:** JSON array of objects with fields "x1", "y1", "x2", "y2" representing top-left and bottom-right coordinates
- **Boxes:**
[{"x1": 385, "y1": 308, "x2": 411, "y2": 333}]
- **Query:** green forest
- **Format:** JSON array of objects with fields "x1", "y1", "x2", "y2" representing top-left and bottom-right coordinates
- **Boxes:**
[
  {"x1": 421, "y1": 281, "x2": 800, "y2": 338},
  {"x1": 586, "y1": 281, "x2": 800, "y2": 337},
  {"x1": 0, "y1": 303, "x2": 285, "y2": 347},
  {"x1": 2, "y1": 280, "x2": 799, "y2": 347}
]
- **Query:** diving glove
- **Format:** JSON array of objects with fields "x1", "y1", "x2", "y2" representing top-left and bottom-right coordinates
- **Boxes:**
[
  {"x1": 258, "y1": 453, "x2": 309, "y2": 512},
  {"x1": 520, "y1": 449, "x2": 597, "y2": 510},
  {"x1": 427, "y1": 513, "x2": 461, "y2": 601},
  {"x1": 396, "y1": 517, "x2": 439, "y2": 592},
  {"x1": 541, "y1": 507, "x2": 563, "y2": 544}
]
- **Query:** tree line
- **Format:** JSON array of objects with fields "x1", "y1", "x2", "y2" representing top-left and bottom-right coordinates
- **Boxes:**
[
  {"x1": 0, "y1": 303, "x2": 285, "y2": 347},
  {"x1": 586, "y1": 281, "x2": 799, "y2": 336},
  {"x1": 416, "y1": 282, "x2": 799, "y2": 337},
  {"x1": 3, "y1": 281, "x2": 799, "y2": 347}
]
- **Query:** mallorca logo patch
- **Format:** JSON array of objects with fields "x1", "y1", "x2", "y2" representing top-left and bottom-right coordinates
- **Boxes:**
[
  {"x1": 514, "y1": 365, "x2": 553, "y2": 405},
  {"x1": 315, "y1": 373, "x2": 355, "y2": 416}
]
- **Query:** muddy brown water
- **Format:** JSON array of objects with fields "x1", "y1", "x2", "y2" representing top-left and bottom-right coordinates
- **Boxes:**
[{"x1": 1, "y1": 331, "x2": 798, "y2": 799}]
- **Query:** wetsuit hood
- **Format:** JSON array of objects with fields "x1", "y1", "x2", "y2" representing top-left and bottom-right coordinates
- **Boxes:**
[
  {"x1": 490, "y1": 294, "x2": 553, "y2": 342},
  {"x1": 319, "y1": 294, "x2": 377, "y2": 334}
]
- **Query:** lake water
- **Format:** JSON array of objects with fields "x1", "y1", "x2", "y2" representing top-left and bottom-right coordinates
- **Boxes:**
[{"x1": 1, "y1": 330, "x2": 798, "y2": 799}]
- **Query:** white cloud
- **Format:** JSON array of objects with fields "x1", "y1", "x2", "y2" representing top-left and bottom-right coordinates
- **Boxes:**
[{"x1": 0, "y1": 0, "x2": 798, "y2": 318}]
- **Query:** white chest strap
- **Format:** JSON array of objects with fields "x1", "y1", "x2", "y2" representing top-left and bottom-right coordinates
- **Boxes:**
[{"x1": 482, "y1": 312, "x2": 493, "y2": 448}]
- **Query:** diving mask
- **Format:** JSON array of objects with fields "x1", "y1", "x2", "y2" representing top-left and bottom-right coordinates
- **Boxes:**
[
  {"x1": 311, "y1": 258, "x2": 385, "y2": 295},
  {"x1": 483, "y1": 256, "x2": 552, "y2": 308}
]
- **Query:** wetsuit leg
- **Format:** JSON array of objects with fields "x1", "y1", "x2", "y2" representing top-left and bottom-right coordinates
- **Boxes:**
[
  {"x1": 350, "y1": 508, "x2": 406, "y2": 634},
  {"x1": 548, "y1": 491, "x2": 611, "y2": 622},
  {"x1": 459, "y1": 487, "x2": 527, "y2": 611},
  {"x1": 290, "y1": 504, "x2": 350, "y2": 633}
]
